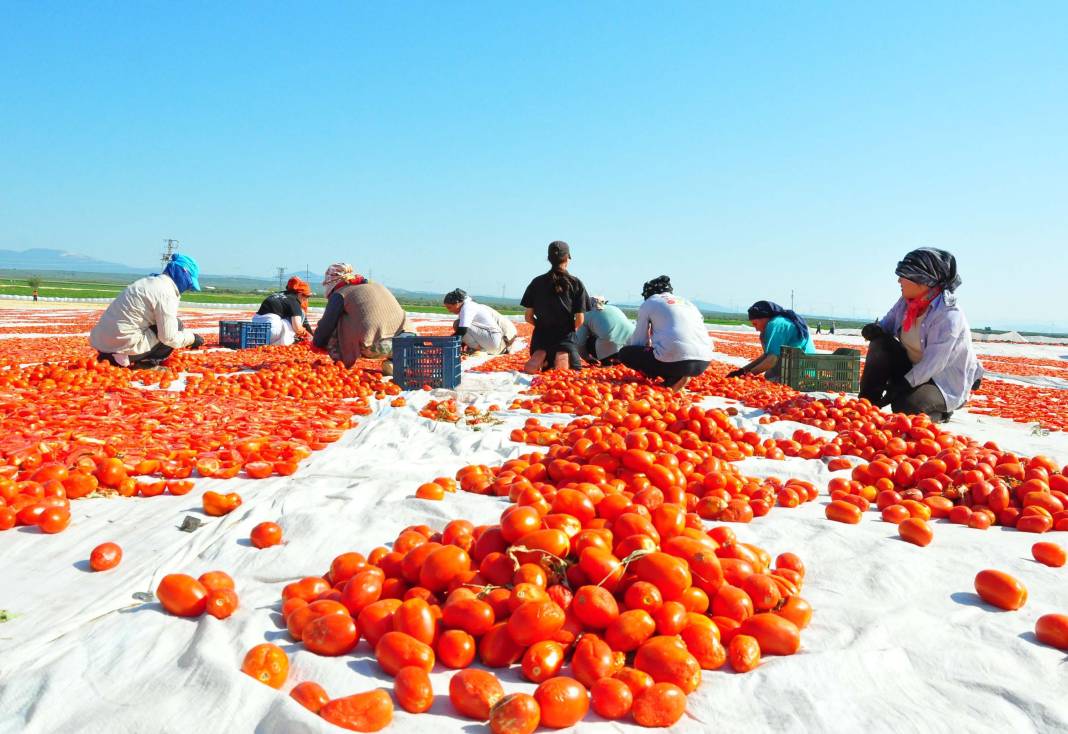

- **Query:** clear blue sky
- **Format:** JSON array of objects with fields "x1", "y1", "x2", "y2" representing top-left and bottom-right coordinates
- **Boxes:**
[{"x1": 2, "y1": 3, "x2": 1066, "y2": 330}]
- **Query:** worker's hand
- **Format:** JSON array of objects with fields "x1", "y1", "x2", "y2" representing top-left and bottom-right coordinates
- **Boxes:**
[
  {"x1": 860, "y1": 323, "x2": 884, "y2": 341},
  {"x1": 726, "y1": 368, "x2": 745, "y2": 379},
  {"x1": 189, "y1": 333, "x2": 205, "y2": 350}
]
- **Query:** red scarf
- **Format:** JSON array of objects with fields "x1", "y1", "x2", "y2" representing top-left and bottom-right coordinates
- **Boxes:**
[{"x1": 903, "y1": 288, "x2": 939, "y2": 332}]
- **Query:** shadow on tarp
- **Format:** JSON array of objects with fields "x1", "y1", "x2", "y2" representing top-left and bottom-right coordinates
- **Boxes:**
[
  {"x1": 118, "y1": 602, "x2": 169, "y2": 617},
  {"x1": 950, "y1": 591, "x2": 1003, "y2": 611},
  {"x1": 347, "y1": 654, "x2": 394, "y2": 684}
]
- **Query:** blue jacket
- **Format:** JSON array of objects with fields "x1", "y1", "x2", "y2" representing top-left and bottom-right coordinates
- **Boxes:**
[{"x1": 878, "y1": 292, "x2": 983, "y2": 410}]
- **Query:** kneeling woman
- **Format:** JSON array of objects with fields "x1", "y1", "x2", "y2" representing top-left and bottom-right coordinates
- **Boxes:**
[
  {"x1": 728, "y1": 300, "x2": 815, "y2": 381},
  {"x1": 312, "y1": 263, "x2": 413, "y2": 374},
  {"x1": 443, "y1": 289, "x2": 517, "y2": 355},
  {"x1": 618, "y1": 276, "x2": 713, "y2": 392},
  {"x1": 520, "y1": 241, "x2": 590, "y2": 372},
  {"x1": 859, "y1": 248, "x2": 982, "y2": 421},
  {"x1": 253, "y1": 276, "x2": 312, "y2": 345}
]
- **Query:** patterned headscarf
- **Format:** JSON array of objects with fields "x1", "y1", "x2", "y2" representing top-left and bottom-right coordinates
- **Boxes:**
[
  {"x1": 591, "y1": 295, "x2": 608, "y2": 310},
  {"x1": 322, "y1": 262, "x2": 366, "y2": 297}
]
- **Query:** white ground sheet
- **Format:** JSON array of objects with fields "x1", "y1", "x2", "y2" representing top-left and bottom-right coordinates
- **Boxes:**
[{"x1": 0, "y1": 313, "x2": 1066, "y2": 734}]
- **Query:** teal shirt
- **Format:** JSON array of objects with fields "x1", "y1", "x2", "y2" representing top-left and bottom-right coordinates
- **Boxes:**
[{"x1": 762, "y1": 316, "x2": 814, "y2": 379}]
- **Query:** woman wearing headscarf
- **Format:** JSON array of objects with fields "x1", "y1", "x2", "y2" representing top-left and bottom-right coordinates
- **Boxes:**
[
  {"x1": 443, "y1": 288, "x2": 517, "y2": 355},
  {"x1": 253, "y1": 276, "x2": 313, "y2": 346},
  {"x1": 520, "y1": 241, "x2": 591, "y2": 373},
  {"x1": 576, "y1": 295, "x2": 633, "y2": 365},
  {"x1": 90, "y1": 253, "x2": 204, "y2": 367},
  {"x1": 311, "y1": 263, "x2": 413, "y2": 374},
  {"x1": 859, "y1": 248, "x2": 983, "y2": 421},
  {"x1": 727, "y1": 301, "x2": 815, "y2": 381},
  {"x1": 618, "y1": 276, "x2": 714, "y2": 392}
]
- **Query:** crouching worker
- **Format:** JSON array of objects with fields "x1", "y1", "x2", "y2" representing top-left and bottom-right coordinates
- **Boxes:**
[
  {"x1": 727, "y1": 300, "x2": 815, "y2": 381},
  {"x1": 618, "y1": 276, "x2": 713, "y2": 392},
  {"x1": 576, "y1": 296, "x2": 633, "y2": 365},
  {"x1": 254, "y1": 276, "x2": 312, "y2": 346},
  {"x1": 90, "y1": 253, "x2": 204, "y2": 368},
  {"x1": 443, "y1": 289, "x2": 517, "y2": 355},
  {"x1": 521, "y1": 241, "x2": 590, "y2": 373},
  {"x1": 312, "y1": 262, "x2": 413, "y2": 375},
  {"x1": 859, "y1": 247, "x2": 983, "y2": 422}
]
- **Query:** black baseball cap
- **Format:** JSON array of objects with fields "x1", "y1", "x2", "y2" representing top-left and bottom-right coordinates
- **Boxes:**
[{"x1": 548, "y1": 241, "x2": 571, "y2": 259}]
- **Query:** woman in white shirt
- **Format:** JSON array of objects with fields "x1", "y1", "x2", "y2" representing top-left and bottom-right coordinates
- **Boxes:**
[
  {"x1": 443, "y1": 289, "x2": 517, "y2": 355},
  {"x1": 618, "y1": 275, "x2": 714, "y2": 392}
]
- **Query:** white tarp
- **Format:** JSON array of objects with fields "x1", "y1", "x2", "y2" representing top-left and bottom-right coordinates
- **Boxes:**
[{"x1": 1, "y1": 318, "x2": 1067, "y2": 734}]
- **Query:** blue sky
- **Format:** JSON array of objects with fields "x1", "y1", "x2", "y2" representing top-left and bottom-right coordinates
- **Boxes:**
[{"x1": 2, "y1": 2, "x2": 1066, "y2": 330}]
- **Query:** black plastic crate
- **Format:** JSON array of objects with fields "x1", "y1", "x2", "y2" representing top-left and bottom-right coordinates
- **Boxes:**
[
  {"x1": 780, "y1": 346, "x2": 861, "y2": 393},
  {"x1": 392, "y1": 335, "x2": 462, "y2": 390},
  {"x1": 218, "y1": 320, "x2": 272, "y2": 349}
]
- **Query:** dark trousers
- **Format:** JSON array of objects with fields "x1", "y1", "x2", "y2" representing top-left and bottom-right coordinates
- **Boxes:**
[
  {"x1": 97, "y1": 321, "x2": 182, "y2": 367},
  {"x1": 618, "y1": 346, "x2": 709, "y2": 384},
  {"x1": 859, "y1": 334, "x2": 948, "y2": 419}
]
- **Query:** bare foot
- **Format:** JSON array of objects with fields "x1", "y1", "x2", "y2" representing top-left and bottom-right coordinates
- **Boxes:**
[
  {"x1": 552, "y1": 352, "x2": 570, "y2": 371},
  {"x1": 668, "y1": 375, "x2": 691, "y2": 393},
  {"x1": 523, "y1": 350, "x2": 547, "y2": 374}
]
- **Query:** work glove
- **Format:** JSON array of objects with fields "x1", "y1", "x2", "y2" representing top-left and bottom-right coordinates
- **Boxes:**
[
  {"x1": 189, "y1": 333, "x2": 205, "y2": 350},
  {"x1": 726, "y1": 368, "x2": 746, "y2": 379},
  {"x1": 860, "y1": 323, "x2": 884, "y2": 341}
]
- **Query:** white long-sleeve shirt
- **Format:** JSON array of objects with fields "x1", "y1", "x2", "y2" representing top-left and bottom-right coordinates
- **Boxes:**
[
  {"x1": 627, "y1": 293, "x2": 714, "y2": 362},
  {"x1": 89, "y1": 275, "x2": 197, "y2": 356}
]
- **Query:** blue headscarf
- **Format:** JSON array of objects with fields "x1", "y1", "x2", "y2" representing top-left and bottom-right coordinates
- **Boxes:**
[
  {"x1": 747, "y1": 300, "x2": 810, "y2": 344},
  {"x1": 158, "y1": 254, "x2": 201, "y2": 294}
]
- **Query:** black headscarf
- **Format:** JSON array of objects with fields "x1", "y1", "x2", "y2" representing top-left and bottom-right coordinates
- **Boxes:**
[
  {"x1": 747, "y1": 300, "x2": 810, "y2": 344},
  {"x1": 895, "y1": 248, "x2": 962, "y2": 293},
  {"x1": 443, "y1": 288, "x2": 467, "y2": 305},
  {"x1": 642, "y1": 275, "x2": 673, "y2": 300}
]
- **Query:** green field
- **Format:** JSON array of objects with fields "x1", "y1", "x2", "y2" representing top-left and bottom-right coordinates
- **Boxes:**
[{"x1": 0, "y1": 275, "x2": 872, "y2": 330}]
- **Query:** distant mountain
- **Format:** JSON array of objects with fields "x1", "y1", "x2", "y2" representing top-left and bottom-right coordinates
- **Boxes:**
[
  {"x1": 0, "y1": 248, "x2": 148, "y2": 274},
  {"x1": 692, "y1": 300, "x2": 735, "y2": 313}
]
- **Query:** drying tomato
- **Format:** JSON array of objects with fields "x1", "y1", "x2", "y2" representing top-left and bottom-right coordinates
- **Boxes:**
[
  {"x1": 241, "y1": 643, "x2": 289, "y2": 688},
  {"x1": 974, "y1": 570, "x2": 1027, "y2": 610},
  {"x1": 632, "y1": 682, "x2": 687, "y2": 727},
  {"x1": 394, "y1": 666, "x2": 434, "y2": 713},
  {"x1": 449, "y1": 669, "x2": 505, "y2": 720},
  {"x1": 533, "y1": 677, "x2": 589, "y2": 729},
  {"x1": 488, "y1": 693, "x2": 541, "y2": 734},
  {"x1": 89, "y1": 541, "x2": 122, "y2": 571},
  {"x1": 290, "y1": 681, "x2": 330, "y2": 713},
  {"x1": 202, "y1": 491, "x2": 242, "y2": 516},
  {"x1": 157, "y1": 573, "x2": 208, "y2": 617},
  {"x1": 320, "y1": 689, "x2": 393, "y2": 732},
  {"x1": 250, "y1": 521, "x2": 283, "y2": 549}
]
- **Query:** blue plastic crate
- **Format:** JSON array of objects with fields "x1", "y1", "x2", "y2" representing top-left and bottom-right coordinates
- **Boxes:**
[
  {"x1": 392, "y1": 335, "x2": 461, "y2": 390},
  {"x1": 218, "y1": 320, "x2": 273, "y2": 349}
]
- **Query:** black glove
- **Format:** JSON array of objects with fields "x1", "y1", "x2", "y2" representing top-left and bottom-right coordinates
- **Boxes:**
[
  {"x1": 726, "y1": 368, "x2": 745, "y2": 379},
  {"x1": 860, "y1": 323, "x2": 884, "y2": 341},
  {"x1": 189, "y1": 333, "x2": 205, "y2": 350}
]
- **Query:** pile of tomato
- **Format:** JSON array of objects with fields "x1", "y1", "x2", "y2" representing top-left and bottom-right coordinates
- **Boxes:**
[{"x1": 253, "y1": 472, "x2": 811, "y2": 731}]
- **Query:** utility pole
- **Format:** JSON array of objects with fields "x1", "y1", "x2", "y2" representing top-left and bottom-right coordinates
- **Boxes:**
[
  {"x1": 790, "y1": 289, "x2": 795, "y2": 311},
  {"x1": 161, "y1": 239, "x2": 179, "y2": 270},
  {"x1": 276, "y1": 266, "x2": 286, "y2": 289}
]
